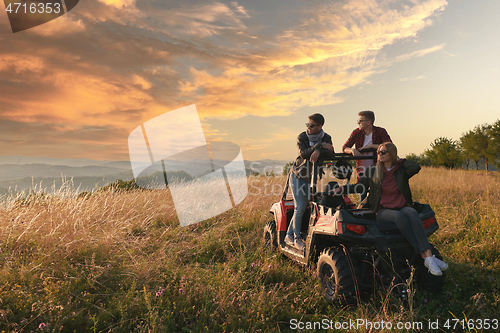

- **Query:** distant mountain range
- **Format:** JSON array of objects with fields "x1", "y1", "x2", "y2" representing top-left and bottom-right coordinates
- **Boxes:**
[
  {"x1": 0, "y1": 155, "x2": 290, "y2": 195},
  {"x1": 0, "y1": 155, "x2": 132, "y2": 168},
  {"x1": 0, "y1": 163, "x2": 132, "y2": 181}
]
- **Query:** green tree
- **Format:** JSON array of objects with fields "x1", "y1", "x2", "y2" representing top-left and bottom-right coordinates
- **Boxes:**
[
  {"x1": 488, "y1": 119, "x2": 500, "y2": 169},
  {"x1": 404, "y1": 153, "x2": 431, "y2": 166},
  {"x1": 460, "y1": 130, "x2": 481, "y2": 170},
  {"x1": 283, "y1": 161, "x2": 294, "y2": 175},
  {"x1": 405, "y1": 153, "x2": 420, "y2": 163},
  {"x1": 475, "y1": 124, "x2": 492, "y2": 171},
  {"x1": 425, "y1": 137, "x2": 463, "y2": 169},
  {"x1": 460, "y1": 124, "x2": 494, "y2": 171},
  {"x1": 419, "y1": 153, "x2": 432, "y2": 166}
]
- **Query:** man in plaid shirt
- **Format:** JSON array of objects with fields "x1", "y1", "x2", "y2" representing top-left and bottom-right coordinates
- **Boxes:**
[{"x1": 342, "y1": 111, "x2": 392, "y2": 200}]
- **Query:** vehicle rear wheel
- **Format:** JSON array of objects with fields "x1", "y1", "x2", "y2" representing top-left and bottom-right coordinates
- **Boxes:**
[
  {"x1": 415, "y1": 244, "x2": 446, "y2": 292},
  {"x1": 317, "y1": 247, "x2": 359, "y2": 306},
  {"x1": 263, "y1": 220, "x2": 278, "y2": 250}
]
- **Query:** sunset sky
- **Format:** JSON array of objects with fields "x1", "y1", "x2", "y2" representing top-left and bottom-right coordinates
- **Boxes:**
[{"x1": 1, "y1": 0, "x2": 499, "y2": 163}]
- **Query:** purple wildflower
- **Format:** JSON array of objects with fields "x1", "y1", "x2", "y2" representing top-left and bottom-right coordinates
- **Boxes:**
[
  {"x1": 179, "y1": 288, "x2": 184, "y2": 294},
  {"x1": 39, "y1": 323, "x2": 46, "y2": 329},
  {"x1": 251, "y1": 263, "x2": 256, "y2": 268}
]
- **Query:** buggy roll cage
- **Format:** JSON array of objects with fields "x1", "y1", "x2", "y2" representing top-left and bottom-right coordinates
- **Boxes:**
[{"x1": 281, "y1": 148, "x2": 378, "y2": 202}]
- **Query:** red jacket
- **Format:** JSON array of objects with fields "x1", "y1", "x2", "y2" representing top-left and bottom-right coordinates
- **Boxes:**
[{"x1": 342, "y1": 126, "x2": 392, "y2": 173}]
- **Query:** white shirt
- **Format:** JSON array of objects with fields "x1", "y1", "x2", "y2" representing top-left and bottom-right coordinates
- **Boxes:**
[{"x1": 360, "y1": 132, "x2": 375, "y2": 170}]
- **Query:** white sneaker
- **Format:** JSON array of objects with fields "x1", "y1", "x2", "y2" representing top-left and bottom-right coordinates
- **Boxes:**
[
  {"x1": 433, "y1": 255, "x2": 448, "y2": 271},
  {"x1": 285, "y1": 235, "x2": 294, "y2": 246},
  {"x1": 294, "y1": 238, "x2": 305, "y2": 251},
  {"x1": 424, "y1": 256, "x2": 442, "y2": 276}
]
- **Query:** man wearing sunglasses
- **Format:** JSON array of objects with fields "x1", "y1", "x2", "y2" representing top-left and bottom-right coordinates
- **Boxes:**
[
  {"x1": 342, "y1": 111, "x2": 392, "y2": 202},
  {"x1": 285, "y1": 113, "x2": 334, "y2": 250}
]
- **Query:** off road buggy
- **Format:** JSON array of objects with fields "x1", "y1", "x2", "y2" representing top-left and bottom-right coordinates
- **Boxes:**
[{"x1": 263, "y1": 151, "x2": 446, "y2": 305}]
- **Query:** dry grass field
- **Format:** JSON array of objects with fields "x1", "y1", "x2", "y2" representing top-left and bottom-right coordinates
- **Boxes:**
[{"x1": 0, "y1": 167, "x2": 499, "y2": 332}]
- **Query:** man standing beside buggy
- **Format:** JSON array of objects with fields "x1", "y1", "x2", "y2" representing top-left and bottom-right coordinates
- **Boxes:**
[
  {"x1": 285, "y1": 113, "x2": 334, "y2": 250},
  {"x1": 342, "y1": 110, "x2": 392, "y2": 201}
]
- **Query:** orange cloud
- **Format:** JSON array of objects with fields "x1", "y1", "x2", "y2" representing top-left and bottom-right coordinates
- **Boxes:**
[
  {"x1": 30, "y1": 15, "x2": 86, "y2": 36},
  {"x1": 173, "y1": 0, "x2": 447, "y2": 121},
  {"x1": 0, "y1": 54, "x2": 154, "y2": 130},
  {"x1": 0, "y1": 0, "x2": 449, "y2": 159},
  {"x1": 96, "y1": 0, "x2": 136, "y2": 8},
  {"x1": 0, "y1": 54, "x2": 45, "y2": 73}
]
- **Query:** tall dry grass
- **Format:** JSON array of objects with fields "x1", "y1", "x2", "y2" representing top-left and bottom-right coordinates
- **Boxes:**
[
  {"x1": 411, "y1": 168, "x2": 500, "y2": 265},
  {"x1": 0, "y1": 169, "x2": 499, "y2": 332}
]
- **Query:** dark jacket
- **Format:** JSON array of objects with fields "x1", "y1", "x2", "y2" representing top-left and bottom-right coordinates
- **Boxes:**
[
  {"x1": 342, "y1": 126, "x2": 392, "y2": 174},
  {"x1": 292, "y1": 131, "x2": 333, "y2": 181},
  {"x1": 344, "y1": 159, "x2": 421, "y2": 212}
]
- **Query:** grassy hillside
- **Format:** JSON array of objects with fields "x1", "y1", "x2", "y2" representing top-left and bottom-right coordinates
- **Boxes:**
[{"x1": 0, "y1": 167, "x2": 499, "y2": 332}]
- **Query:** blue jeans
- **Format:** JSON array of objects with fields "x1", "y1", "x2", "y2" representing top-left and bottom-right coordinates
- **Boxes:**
[
  {"x1": 287, "y1": 173, "x2": 310, "y2": 240},
  {"x1": 376, "y1": 206, "x2": 431, "y2": 253}
]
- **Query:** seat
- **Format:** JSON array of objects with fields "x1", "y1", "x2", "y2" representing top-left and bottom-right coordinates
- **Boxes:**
[{"x1": 319, "y1": 181, "x2": 345, "y2": 209}]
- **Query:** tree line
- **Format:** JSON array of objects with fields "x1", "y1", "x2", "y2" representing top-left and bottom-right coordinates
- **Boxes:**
[{"x1": 406, "y1": 119, "x2": 500, "y2": 170}]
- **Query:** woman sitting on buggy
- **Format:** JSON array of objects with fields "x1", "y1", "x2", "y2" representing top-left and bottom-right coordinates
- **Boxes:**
[{"x1": 334, "y1": 142, "x2": 448, "y2": 276}]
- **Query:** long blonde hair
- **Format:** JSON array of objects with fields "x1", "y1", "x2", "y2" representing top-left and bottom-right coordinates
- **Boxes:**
[{"x1": 373, "y1": 142, "x2": 400, "y2": 184}]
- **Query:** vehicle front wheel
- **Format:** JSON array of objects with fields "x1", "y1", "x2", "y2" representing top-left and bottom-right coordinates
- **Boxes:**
[
  {"x1": 263, "y1": 220, "x2": 278, "y2": 250},
  {"x1": 317, "y1": 247, "x2": 359, "y2": 306}
]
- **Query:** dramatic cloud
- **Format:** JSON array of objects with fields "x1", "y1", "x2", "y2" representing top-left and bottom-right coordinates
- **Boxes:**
[
  {"x1": 0, "y1": 0, "x2": 448, "y2": 159},
  {"x1": 181, "y1": 0, "x2": 448, "y2": 119}
]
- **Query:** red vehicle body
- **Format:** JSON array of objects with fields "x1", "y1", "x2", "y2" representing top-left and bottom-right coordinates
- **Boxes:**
[{"x1": 263, "y1": 154, "x2": 445, "y2": 305}]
